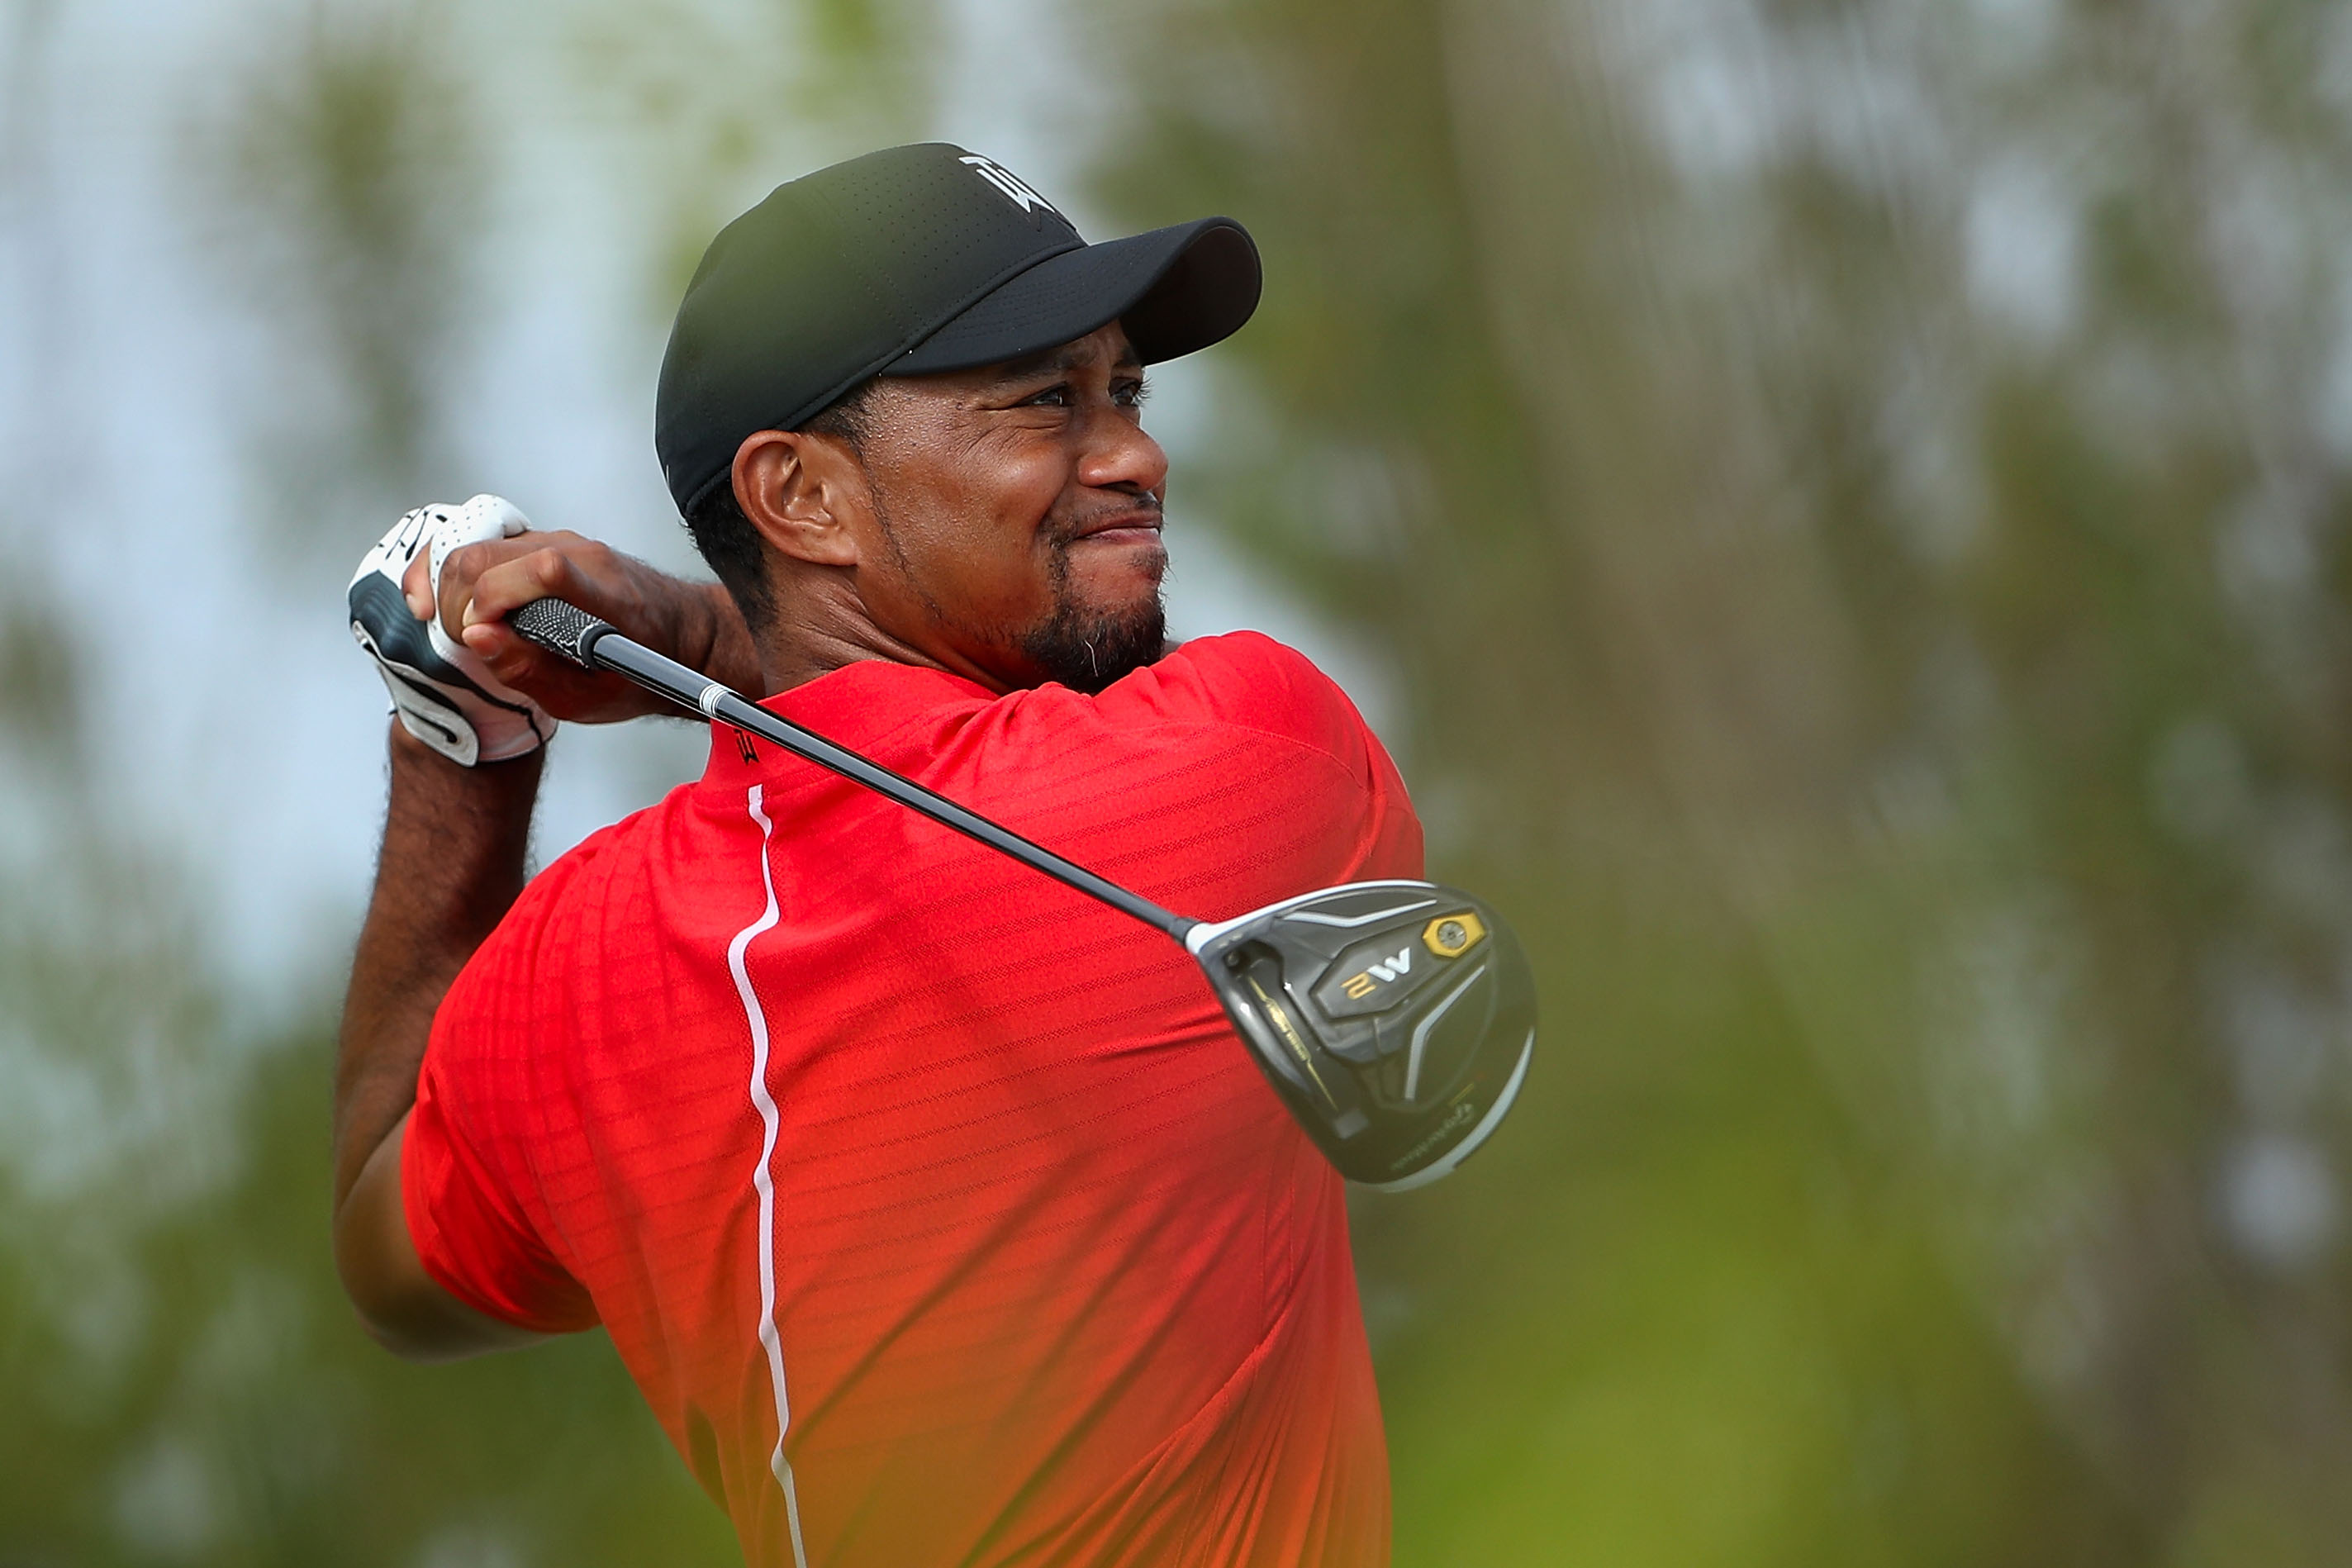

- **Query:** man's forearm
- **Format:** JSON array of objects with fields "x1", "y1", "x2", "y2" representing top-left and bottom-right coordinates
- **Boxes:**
[{"x1": 334, "y1": 725, "x2": 542, "y2": 1211}]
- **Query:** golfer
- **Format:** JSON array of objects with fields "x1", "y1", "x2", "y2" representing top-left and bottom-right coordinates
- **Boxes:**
[{"x1": 335, "y1": 144, "x2": 1419, "y2": 1566}]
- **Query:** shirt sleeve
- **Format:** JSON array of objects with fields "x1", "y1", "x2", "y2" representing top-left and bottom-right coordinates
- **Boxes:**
[{"x1": 400, "y1": 868, "x2": 602, "y2": 1336}]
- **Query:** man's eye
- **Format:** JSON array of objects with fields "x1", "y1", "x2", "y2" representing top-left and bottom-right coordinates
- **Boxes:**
[
  {"x1": 1019, "y1": 384, "x2": 1073, "y2": 408},
  {"x1": 1114, "y1": 378, "x2": 1149, "y2": 408}
]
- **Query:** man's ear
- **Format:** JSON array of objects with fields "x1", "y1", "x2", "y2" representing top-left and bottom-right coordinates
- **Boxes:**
[{"x1": 731, "y1": 429, "x2": 868, "y2": 567}]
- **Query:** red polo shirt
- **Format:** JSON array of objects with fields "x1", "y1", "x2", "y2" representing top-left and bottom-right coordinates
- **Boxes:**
[{"x1": 402, "y1": 631, "x2": 1419, "y2": 1566}]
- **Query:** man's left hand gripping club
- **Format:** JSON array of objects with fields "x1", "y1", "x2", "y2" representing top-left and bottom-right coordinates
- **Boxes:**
[{"x1": 349, "y1": 495, "x2": 555, "y2": 767}]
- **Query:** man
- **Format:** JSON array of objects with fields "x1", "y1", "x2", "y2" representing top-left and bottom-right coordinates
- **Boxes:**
[{"x1": 335, "y1": 144, "x2": 1419, "y2": 1566}]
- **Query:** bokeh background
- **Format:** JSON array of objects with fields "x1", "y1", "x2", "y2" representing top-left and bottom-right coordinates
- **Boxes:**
[{"x1": 8, "y1": 0, "x2": 2352, "y2": 1561}]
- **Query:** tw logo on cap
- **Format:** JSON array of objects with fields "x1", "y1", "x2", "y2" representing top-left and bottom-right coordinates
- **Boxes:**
[{"x1": 960, "y1": 154, "x2": 1060, "y2": 219}]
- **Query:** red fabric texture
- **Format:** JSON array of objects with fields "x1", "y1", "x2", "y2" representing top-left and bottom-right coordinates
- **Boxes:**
[{"x1": 402, "y1": 632, "x2": 1420, "y2": 1566}]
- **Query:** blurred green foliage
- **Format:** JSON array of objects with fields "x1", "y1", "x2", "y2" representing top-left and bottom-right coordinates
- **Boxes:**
[
  {"x1": 10, "y1": 0, "x2": 2352, "y2": 1561},
  {"x1": 0, "y1": 1047, "x2": 734, "y2": 1566}
]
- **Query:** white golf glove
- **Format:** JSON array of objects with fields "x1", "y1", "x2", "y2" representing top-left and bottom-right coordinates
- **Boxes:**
[{"x1": 348, "y1": 494, "x2": 554, "y2": 767}]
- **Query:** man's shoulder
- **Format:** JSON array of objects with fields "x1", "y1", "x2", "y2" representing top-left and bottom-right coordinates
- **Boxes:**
[
  {"x1": 447, "y1": 795, "x2": 681, "y2": 993},
  {"x1": 427, "y1": 782, "x2": 733, "y2": 1098},
  {"x1": 1109, "y1": 630, "x2": 1377, "y2": 768},
  {"x1": 1156, "y1": 627, "x2": 1325, "y2": 687}
]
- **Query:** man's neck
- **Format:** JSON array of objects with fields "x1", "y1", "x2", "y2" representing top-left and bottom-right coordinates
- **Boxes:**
[{"x1": 754, "y1": 570, "x2": 1014, "y2": 698}]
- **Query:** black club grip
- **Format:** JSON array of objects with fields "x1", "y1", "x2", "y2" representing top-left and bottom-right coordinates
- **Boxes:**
[{"x1": 509, "y1": 597, "x2": 615, "y2": 668}]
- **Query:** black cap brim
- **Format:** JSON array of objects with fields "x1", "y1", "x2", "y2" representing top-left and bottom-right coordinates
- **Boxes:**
[{"x1": 891, "y1": 217, "x2": 1261, "y2": 375}]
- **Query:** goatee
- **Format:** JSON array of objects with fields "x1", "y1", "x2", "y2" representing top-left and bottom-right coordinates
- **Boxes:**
[
  {"x1": 1010, "y1": 501, "x2": 1173, "y2": 693},
  {"x1": 1021, "y1": 592, "x2": 1166, "y2": 695}
]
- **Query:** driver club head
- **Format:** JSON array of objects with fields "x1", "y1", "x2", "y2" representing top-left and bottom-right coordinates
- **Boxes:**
[{"x1": 1185, "y1": 881, "x2": 1537, "y2": 1190}]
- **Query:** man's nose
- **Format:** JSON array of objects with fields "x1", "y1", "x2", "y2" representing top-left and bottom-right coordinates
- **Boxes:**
[{"x1": 1079, "y1": 408, "x2": 1169, "y2": 498}]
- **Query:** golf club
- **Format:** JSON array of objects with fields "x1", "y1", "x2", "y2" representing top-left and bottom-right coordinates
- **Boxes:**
[{"x1": 508, "y1": 596, "x2": 1535, "y2": 1190}]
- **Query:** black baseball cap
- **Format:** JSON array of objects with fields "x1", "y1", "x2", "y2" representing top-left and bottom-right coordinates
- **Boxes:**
[{"x1": 655, "y1": 142, "x2": 1262, "y2": 514}]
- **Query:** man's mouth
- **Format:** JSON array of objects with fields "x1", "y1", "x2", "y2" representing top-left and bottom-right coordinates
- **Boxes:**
[{"x1": 1067, "y1": 511, "x2": 1164, "y2": 549}]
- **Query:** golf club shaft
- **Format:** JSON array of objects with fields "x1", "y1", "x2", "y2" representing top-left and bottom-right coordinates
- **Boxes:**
[{"x1": 510, "y1": 597, "x2": 1197, "y2": 943}]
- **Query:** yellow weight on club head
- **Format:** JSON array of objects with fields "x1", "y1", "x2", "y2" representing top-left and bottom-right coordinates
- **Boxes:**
[{"x1": 1423, "y1": 912, "x2": 1486, "y2": 958}]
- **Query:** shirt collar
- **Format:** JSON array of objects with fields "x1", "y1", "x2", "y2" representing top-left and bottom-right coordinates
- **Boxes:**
[{"x1": 696, "y1": 658, "x2": 998, "y2": 791}]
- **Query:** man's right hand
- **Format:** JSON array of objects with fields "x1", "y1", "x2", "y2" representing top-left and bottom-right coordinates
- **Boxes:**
[{"x1": 402, "y1": 509, "x2": 761, "y2": 726}]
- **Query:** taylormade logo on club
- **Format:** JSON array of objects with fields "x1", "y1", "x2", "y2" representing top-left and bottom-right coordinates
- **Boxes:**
[
  {"x1": 1391, "y1": 1101, "x2": 1480, "y2": 1172},
  {"x1": 960, "y1": 154, "x2": 1058, "y2": 216},
  {"x1": 1340, "y1": 948, "x2": 1412, "y2": 1000}
]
